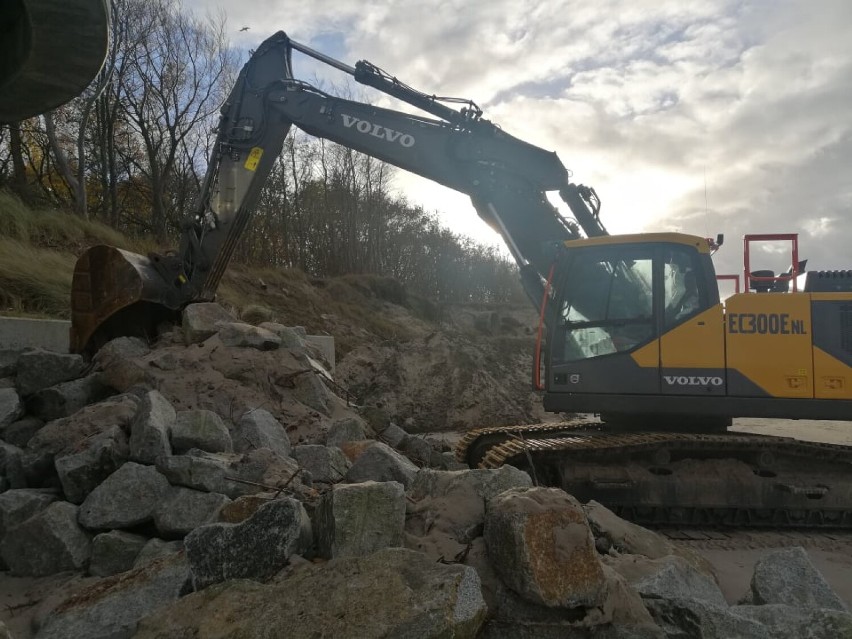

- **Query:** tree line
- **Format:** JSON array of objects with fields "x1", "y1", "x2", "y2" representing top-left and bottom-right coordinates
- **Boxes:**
[{"x1": 0, "y1": 0, "x2": 525, "y2": 305}]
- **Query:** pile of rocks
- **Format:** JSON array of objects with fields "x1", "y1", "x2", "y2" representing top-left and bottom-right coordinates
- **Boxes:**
[{"x1": 0, "y1": 303, "x2": 850, "y2": 639}]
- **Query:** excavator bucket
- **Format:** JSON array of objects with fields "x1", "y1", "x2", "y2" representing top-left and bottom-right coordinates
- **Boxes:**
[{"x1": 70, "y1": 245, "x2": 185, "y2": 354}]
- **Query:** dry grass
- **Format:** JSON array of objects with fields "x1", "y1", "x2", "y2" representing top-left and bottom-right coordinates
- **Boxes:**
[
  {"x1": 0, "y1": 238, "x2": 75, "y2": 317},
  {"x1": 0, "y1": 191, "x2": 426, "y2": 351}
]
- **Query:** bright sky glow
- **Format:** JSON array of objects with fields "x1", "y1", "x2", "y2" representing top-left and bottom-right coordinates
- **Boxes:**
[{"x1": 186, "y1": 0, "x2": 852, "y2": 277}]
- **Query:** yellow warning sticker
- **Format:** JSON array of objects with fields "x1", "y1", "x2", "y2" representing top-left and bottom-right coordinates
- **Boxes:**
[{"x1": 244, "y1": 147, "x2": 263, "y2": 171}]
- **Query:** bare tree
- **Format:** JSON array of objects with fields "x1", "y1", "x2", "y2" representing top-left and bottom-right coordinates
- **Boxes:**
[{"x1": 119, "y1": 0, "x2": 235, "y2": 239}]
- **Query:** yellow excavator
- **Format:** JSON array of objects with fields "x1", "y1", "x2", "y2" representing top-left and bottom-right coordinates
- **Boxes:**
[{"x1": 7, "y1": 20, "x2": 851, "y2": 526}]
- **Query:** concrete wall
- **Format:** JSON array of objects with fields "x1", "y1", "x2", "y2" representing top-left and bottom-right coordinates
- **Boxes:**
[{"x1": 0, "y1": 316, "x2": 72, "y2": 353}]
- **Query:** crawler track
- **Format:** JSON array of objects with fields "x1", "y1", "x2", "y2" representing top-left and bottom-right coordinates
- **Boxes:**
[{"x1": 456, "y1": 423, "x2": 852, "y2": 529}]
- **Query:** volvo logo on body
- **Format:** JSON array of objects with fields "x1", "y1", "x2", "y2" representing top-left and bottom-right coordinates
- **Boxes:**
[
  {"x1": 664, "y1": 375, "x2": 723, "y2": 387},
  {"x1": 341, "y1": 114, "x2": 415, "y2": 147}
]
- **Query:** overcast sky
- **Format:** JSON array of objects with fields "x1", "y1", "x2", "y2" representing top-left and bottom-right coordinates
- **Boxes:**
[{"x1": 188, "y1": 0, "x2": 851, "y2": 282}]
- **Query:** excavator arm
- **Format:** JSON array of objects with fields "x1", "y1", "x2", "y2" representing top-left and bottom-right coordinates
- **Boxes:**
[{"x1": 70, "y1": 31, "x2": 606, "y2": 352}]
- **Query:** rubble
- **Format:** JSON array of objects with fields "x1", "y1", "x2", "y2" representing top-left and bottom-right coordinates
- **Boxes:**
[
  {"x1": 216, "y1": 321, "x2": 282, "y2": 350},
  {"x1": 15, "y1": 349, "x2": 87, "y2": 396},
  {"x1": 27, "y1": 373, "x2": 112, "y2": 420},
  {"x1": 748, "y1": 546, "x2": 848, "y2": 611},
  {"x1": 325, "y1": 415, "x2": 369, "y2": 447},
  {"x1": 129, "y1": 390, "x2": 175, "y2": 464},
  {"x1": 170, "y1": 409, "x2": 232, "y2": 454},
  {"x1": 78, "y1": 462, "x2": 171, "y2": 530},
  {"x1": 152, "y1": 486, "x2": 230, "y2": 537},
  {"x1": 182, "y1": 302, "x2": 236, "y2": 344},
  {"x1": 233, "y1": 408, "x2": 291, "y2": 456},
  {"x1": 0, "y1": 387, "x2": 23, "y2": 427},
  {"x1": 1, "y1": 415, "x2": 42, "y2": 447},
  {"x1": 89, "y1": 530, "x2": 148, "y2": 577},
  {"x1": 35, "y1": 555, "x2": 191, "y2": 639},
  {"x1": 0, "y1": 501, "x2": 91, "y2": 576},
  {"x1": 316, "y1": 481, "x2": 405, "y2": 558},
  {"x1": 135, "y1": 548, "x2": 487, "y2": 639},
  {"x1": 0, "y1": 488, "x2": 57, "y2": 537},
  {"x1": 184, "y1": 498, "x2": 312, "y2": 589},
  {"x1": 0, "y1": 317, "x2": 848, "y2": 639},
  {"x1": 55, "y1": 425, "x2": 129, "y2": 503},
  {"x1": 293, "y1": 444, "x2": 350, "y2": 484},
  {"x1": 345, "y1": 441, "x2": 419, "y2": 488},
  {"x1": 293, "y1": 371, "x2": 332, "y2": 415},
  {"x1": 134, "y1": 538, "x2": 184, "y2": 568}
]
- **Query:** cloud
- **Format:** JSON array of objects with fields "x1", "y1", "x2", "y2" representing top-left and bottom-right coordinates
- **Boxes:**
[{"x1": 188, "y1": 0, "x2": 852, "y2": 277}]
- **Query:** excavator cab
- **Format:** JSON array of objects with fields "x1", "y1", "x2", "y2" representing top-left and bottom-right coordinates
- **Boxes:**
[{"x1": 542, "y1": 233, "x2": 727, "y2": 425}]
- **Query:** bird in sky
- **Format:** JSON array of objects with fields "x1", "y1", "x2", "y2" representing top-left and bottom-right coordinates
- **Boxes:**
[{"x1": 239, "y1": 26, "x2": 249, "y2": 32}]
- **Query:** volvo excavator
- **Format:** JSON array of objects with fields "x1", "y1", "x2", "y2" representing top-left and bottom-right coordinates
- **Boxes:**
[{"x1": 18, "y1": 29, "x2": 851, "y2": 527}]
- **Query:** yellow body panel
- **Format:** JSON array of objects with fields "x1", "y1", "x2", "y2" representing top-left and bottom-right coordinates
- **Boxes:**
[
  {"x1": 813, "y1": 347, "x2": 851, "y2": 399},
  {"x1": 630, "y1": 340, "x2": 659, "y2": 368},
  {"x1": 724, "y1": 293, "x2": 813, "y2": 398},
  {"x1": 660, "y1": 305, "x2": 726, "y2": 369}
]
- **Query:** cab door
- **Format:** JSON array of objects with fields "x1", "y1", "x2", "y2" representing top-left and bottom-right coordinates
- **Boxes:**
[
  {"x1": 658, "y1": 246, "x2": 727, "y2": 396},
  {"x1": 547, "y1": 244, "x2": 660, "y2": 395}
]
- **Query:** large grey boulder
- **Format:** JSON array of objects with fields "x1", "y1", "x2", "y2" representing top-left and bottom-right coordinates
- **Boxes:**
[
  {"x1": 233, "y1": 408, "x2": 291, "y2": 456},
  {"x1": 748, "y1": 546, "x2": 847, "y2": 611},
  {"x1": 157, "y1": 448, "x2": 305, "y2": 499},
  {"x1": 170, "y1": 409, "x2": 232, "y2": 454},
  {"x1": 344, "y1": 441, "x2": 418, "y2": 488},
  {"x1": 153, "y1": 486, "x2": 230, "y2": 537},
  {"x1": 605, "y1": 554, "x2": 727, "y2": 607},
  {"x1": 55, "y1": 425, "x2": 129, "y2": 503},
  {"x1": 316, "y1": 481, "x2": 405, "y2": 558},
  {"x1": 89, "y1": 530, "x2": 148, "y2": 577},
  {"x1": 731, "y1": 604, "x2": 852, "y2": 639},
  {"x1": 293, "y1": 444, "x2": 350, "y2": 484},
  {"x1": 185, "y1": 498, "x2": 312, "y2": 589},
  {"x1": 585, "y1": 500, "x2": 716, "y2": 581},
  {"x1": 27, "y1": 374, "x2": 113, "y2": 421},
  {"x1": 325, "y1": 416, "x2": 369, "y2": 447},
  {"x1": 26, "y1": 394, "x2": 140, "y2": 463},
  {"x1": 406, "y1": 466, "x2": 534, "y2": 562},
  {"x1": 134, "y1": 538, "x2": 184, "y2": 568},
  {"x1": 644, "y1": 598, "x2": 772, "y2": 639},
  {"x1": 16, "y1": 349, "x2": 87, "y2": 396},
  {"x1": 1, "y1": 415, "x2": 43, "y2": 447},
  {"x1": 35, "y1": 554, "x2": 190, "y2": 639},
  {"x1": 182, "y1": 302, "x2": 236, "y2": 345},
  {"x1": 0, "y1": 501, "x2": 91, "y2": 576},
  {"x1": 484, "y1": 487, "x2": 607, "y2": 609},
  {"x1": 293, "y1": 372, "x2": 332, "y2": 415},
  {"x1": 258, "y1": 322, "x2": 306, "y2": 349},
  {"x1": 93, "y1": 337, "x2": 151, "y2": 370},
  {"x1": 0, "y1": 441, "x2": 26, "y2": 489},
  {"x1": 410, "y1": 466, "x2": 533, "y2": 502},
  {"x1": 129, "y1": 390, "x2": 174, "y2": 464},
  {"x1": 95, "y1": 337, "x2": 155, "y2": 392},
  {"x1": 0, "y1": 387, "x2": 24, "y2": 428},
  {"x1": 78, "y1": 462, "x2": 171, "y2": 530},
  {"x1": 398, "y1": 434, "x2": 436, "y2": 465},
  {"x1": 216, "y1": 321, "x2": 282, "y2": 350},
  {"x1": 134, "y1": 548, "x2": 487, "y2": 639},
  {"x1": 0, "y1": 350, "x2": 19, "y2": 378},
  {"x1": 0, "y1": 488, "x2": 57, "y2": 538},
  {"x1": 377, "y1": 422, "x2": 408, "y2": 448}
]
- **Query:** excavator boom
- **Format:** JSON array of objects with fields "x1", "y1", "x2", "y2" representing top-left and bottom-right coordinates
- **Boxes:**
[{"x1": 70, "y1": 31, "x2": 605, "y2": 352}]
